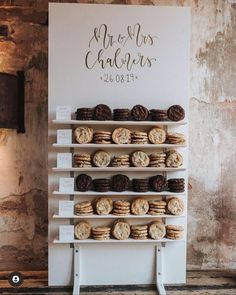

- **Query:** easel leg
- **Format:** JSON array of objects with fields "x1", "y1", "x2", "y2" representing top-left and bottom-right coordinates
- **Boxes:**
[
  {"x1": 73, "y1": 245, "x2": 80, "y2": 295},
  {"x1": 156, "y1": 244, "x2": 166, "y2": 295}
]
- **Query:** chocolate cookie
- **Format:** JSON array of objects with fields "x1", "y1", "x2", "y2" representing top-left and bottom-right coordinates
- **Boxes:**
[
  {"x1": 93, "y1": 178, "x2": 110, "y2": 192},
  {"x1": 113, "y1": 108, "x2": 130, "y2": 121},
  {"x1": 111, "y1": 174, "x2": 130, "y2": 192},
  {"x1": 167, "y1": 105, "x2": 185, "y2": 121},
  {"x1": 150, "y1": 109, "x2": 168, "y2": 121},
  {"x1": 75, "y1": 108, "x2": 94, "y2": 120},
  {"x1": 93, "y1": 104, "x2": 112, "y2": 121},
  {"x1": 132, "y1": 178, "x2": 149, "y2": 192},
  {"x1": 149, "y1": 175, "x2": 167, "y2": 192},
  {"x1": 75, "y1": 174, "x2": 93, "y2": 192},
  {"x1": 131, "y1": 104, "x2": 149, "y2": 121},
  {"x1": 168, "y1": 178, "x2": 185, "y2": 192}
]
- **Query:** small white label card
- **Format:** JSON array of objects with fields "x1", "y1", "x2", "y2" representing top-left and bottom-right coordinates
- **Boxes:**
[
  {"x1": 56, "y1": 105, "x2": 71, "y2": 120},
  {"x1": 59, "y1": 200, "x2": 74, "y2": 216},
  {"x1": 59, "y1": 225, "x2": 74, "y2": 241},
  {"x1": 57, "y1": 129, "x2": 72, "y2": 144},
  {"x1": 59, "y1": 177, "x2": 74, "y2": 193},
  {"x1": 57, "y1": 153, "x2": 72, "y2": 168}
]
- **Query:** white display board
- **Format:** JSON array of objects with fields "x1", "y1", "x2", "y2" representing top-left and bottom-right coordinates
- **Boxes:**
[{"x1": 48, "y1": 3, "x2": 190, "y2": 287}]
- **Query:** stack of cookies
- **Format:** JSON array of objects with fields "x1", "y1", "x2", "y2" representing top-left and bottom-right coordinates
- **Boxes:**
[
  {"x1": 113, "y1": 108, "x2": 129, "y2": 121},
  {"x1": 165, "y1": 150, "x2": 183, "y2": 168},
  {"x1": 112, "y1": 128, "x2": 131, "y2": 144},
  {"x1": 150, "y1": 109, "x2": 168, "y2": 121},
  {"x1": 111, "y1": 174, "x2": 130, "y2": 192},
  {"x1": 93, "y1": 104, "x2": 112, "y2": 121},
  {"x1": 75, "y1": 108, "x2": 94, "y2": 120},
  {"x1": 95, "y1": 197, "x2": 113, "y2": 215},
  {"x1": 166, "y1": 132, "x2": 186, "y2": 145},
  {"x1": 149, "y1": 175, "x2": 167, "y2": 192},
  {"x1": 92, "y1": 150, "x2": 111, "y2": 167},
  {"x1": 74, "y1": 126, "x2": 93, "y2": 144},
  {"x1": 149, "y1": 153, "x2": 166, "y2": 168},
  {"x1": 113, "y1": 200, "x2": 131, "y2": 216},
  {"x1": 131, "y1": 131, "x2": 148, "y2": 144},
  {"x1": 148, "y1": 127, "x2": 166, "y2": 144},
  {"x1": 148, "y1": 200, "x2": 167, "y2": 215},
  {"x1": 74, "y1": 221, "x2": 91, "y2": 240},
  {"x1": 166, "y1": 225, "x2": 184, "y2": 240},
  {"x1": 131, "y1": 150, "x2": 150, "y2": 167},
  {"x1": 131, "y1": 224, "x2": 148, "y2": 240},
  {"x1": 131, "y1": 198, "x2": 149, "y2": 215},
  {"x1": 112, "y1": 220, "x2": 130, "y2": 240},
  {"x1": 168, "y1": 178, "x2": 185, "y2": 192},
  {"x1": 74, "y1": 153, "x2": 92, "y2": 168},
  {"x1": 167, "y1": 197, "x2": 185, "y2": 216},
  {"x1": 111, "y1": 154, "x2": 130, "y2": 167},
  {"x1": 149, "y1": 221, "x2": 166, "y2": 240},
  {"x1": 93, "y1": 178, "x2": 110, "y2": 192},
  {"x1": 93, "y1": 131, "x2": 112, "y2": 144},
  {"x1": 74, "y1": 201, "x2": 94, "y2": 215},
  {"x1": 92, "y1": 226, "x2": 111, "y2": 240},
  {"x1": 132, "y1": 178, "x2": 149, "y2": 192}
]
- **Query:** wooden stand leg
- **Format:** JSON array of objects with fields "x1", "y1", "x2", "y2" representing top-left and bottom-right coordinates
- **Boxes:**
[
  {"x1": 156, "y1": 244, "x2": 166, "y2": 295},
  {"x1": 73, "y1": 245, "x2": 80, "y2": 295}
]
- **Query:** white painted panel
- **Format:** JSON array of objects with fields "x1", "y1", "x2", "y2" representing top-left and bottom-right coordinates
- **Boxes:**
[{"x1": 49, "y1": 3, "x2": 190, "y2": 286}]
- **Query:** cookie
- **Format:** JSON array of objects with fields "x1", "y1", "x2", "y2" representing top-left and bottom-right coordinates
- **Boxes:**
[
  {"x1": 149, "y1": 175, "x2": 167, "y2": 192},
  {"x1": 112, "y1": 128, "x2": 131, "y2": 144},
  {"x1": 93, "y1": 178, "x2": 110, "y2": 192},
  {"x1": 74, "y1": 201, "x2": 93, "y2": 215},
  {"x1": 167, "y1": 105, "x2": 185, "y2": 121},
  {"x1": 166, "y1": 132, "x2": 186, "y2": 145},
  {"x1": 113, "y1": 108, "x2": 130, "y2": 121},
  {"x1": 131, "y1": 223, "x2": 148, "y2": 239},
  {"x1": 74, "y1": 153, "x2": 92, "y2": 168},
  {"x1": 130, "y1": 150, "x2": 149, "y2": 167},
  {"x1": 111, "y1": 174, "x2": 130, "y2": 192},
  {"x1": 93, "y1": 150, "x2": 111, "y2": 167},
  {"x1": 168, "y1": 178, "x2": 185, "y2": 192},
  {"x1": 95, "y1": 197, "x2": 113, "y2": 215},
  {"x1": 167, "y1": 198, "x2": 184, "y2": 215},
  {"x1": 74, "y1": 221, "x2": 91, "y2": 240},
  {"x1": 166, "y1": 224, "x2": 184, "y2": 240},
  {"x1": 132, "y1": 178, "x2": 149, "y2": 192},
  {"x1": 148, "y1": 127, "x2": 166, "y2": 144},
  {"x1": 93, "y1": 104, "x2": 112, "y2": 121},
  {"x1": 150, "y1": 109, "x2": 168, "y2": 121},
  {"x1": 113, "y1": 200, "x2": 130, "y2": 215},
  {"x1": 166, "y1": 225, "x2": 184, "y2": 232},
  {"x1": 75, "y1": 108, "x2": 94, "y2": 120},
  {"x1": 166, "y1": 150, "x2": 183, "y2": 168},
  {"x1": 112, "y1": 220, "x2": 130, "y2": 240},
  {"x1": 131, "y1": 104, "x2": 149, "y2": 121},
  {"x1": 149, "y1": 222, "x2": 166, "y2": 240},
  {"x1": 75, "y1": 174, "x2": 93, "y2": 192},
  {"x1": 149, "y1": 153, "x2": 166, "y2": 167},
  {"x1": 92, "y1": 226, "x2": 111, "y2": 240},
  {"x1": 74, "y1": 126, "x2": 93, "y2": 144},
  {"x1": 111, "y1": 154, "x2": 130, "y2": 167},
  {"x1": 131, "y1": 131, "x2": 148, "y2": 144},
  {"x1": 131, "y1": 198, "x2": 149, "y2": 215},
  {"x1": 93, "y1": 131, "x2": 112, "y2": 144}
]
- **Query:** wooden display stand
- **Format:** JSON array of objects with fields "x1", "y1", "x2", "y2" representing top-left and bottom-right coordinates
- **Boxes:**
[{"x1": 48, "y1": 3, "x2": 190, "y2": 293}]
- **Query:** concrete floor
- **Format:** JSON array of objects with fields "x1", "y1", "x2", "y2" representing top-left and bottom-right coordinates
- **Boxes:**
[{"x1": 0, "y1": 270, "x2": 235, "y2": 294}]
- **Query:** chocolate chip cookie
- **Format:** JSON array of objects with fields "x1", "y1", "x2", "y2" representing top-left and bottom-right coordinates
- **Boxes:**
[
  {"x1": 167, "y1": 105, "x2": 185, "y2": 121},
  {"x1": 75, "y1": 174, "x2": 93, "y2": 192},
  {"x1": 93, "y1": 104, "x2": 112, "y2": 121},
  {"x1": 131, "y1": 104, "x2": 149, "y2": 121}
]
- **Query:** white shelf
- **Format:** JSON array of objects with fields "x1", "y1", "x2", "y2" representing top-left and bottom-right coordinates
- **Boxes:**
[
  {"x1": 53, "y1": 119, "x2": 187, "y2": 126},
  {"x1": 52, "y1": 190, "x2": 186, "y2": 196},
  {"x1": 53, "y1": 238, "x2": 185, "y2": 244},
  {"x1": 53, "y1": 143, "x2": 187, "y2": 148},
  {"x1": 53, "y1": 213, "x2": 185, "y2": 219},
  {"x1": 52, "y1": 167, "x2": 187, "y2": 172}
]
